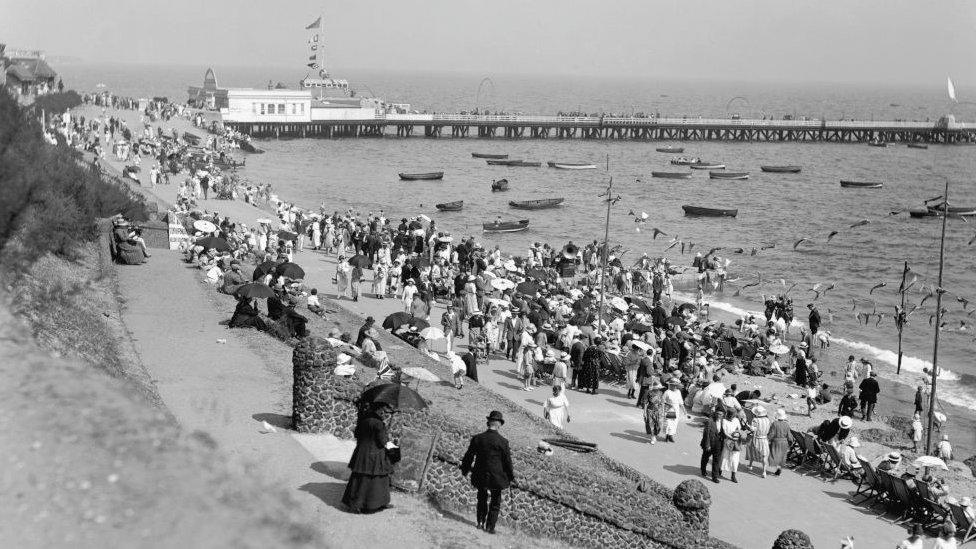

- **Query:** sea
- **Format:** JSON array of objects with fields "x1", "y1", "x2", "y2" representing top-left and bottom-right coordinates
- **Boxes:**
[{"x1": 59, "y1": 62, "x2": 976, "y2": 449}]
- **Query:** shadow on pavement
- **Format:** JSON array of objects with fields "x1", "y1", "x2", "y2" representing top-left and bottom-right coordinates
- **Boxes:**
[
  {"x1": 605, "y1": 398, "x2": 639, "y2": 408},
  {"x1": 298, "y1": 480, "x2": 349, "y2": 511},
  {"x1": 491, "y1": 369, "x2": 521, "y2": 381},
  {"x1": 311, "y1": 460, "x2": 352, "y2": 481},
  {"x1": 497, "y1": 381, "x2": 526, "y2": 392},
  {"x1": 662, "y1": 464, "x2": 706, "y2": 478},
  {"x1": 252, "y1": 412, "x2": 292, "y2": 429},
  {"x1": 611, "y1": 431, "x2": 652, "y2": 445}
]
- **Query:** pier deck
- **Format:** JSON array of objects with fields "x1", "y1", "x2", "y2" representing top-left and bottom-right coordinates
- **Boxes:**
[{"x1": 225, "y1": 113, "x2": 976, "y2": 143}]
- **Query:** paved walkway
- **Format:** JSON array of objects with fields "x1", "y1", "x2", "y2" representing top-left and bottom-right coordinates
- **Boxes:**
[{"x1": 90, "y1": 104, "x2": 912, "y2": 548}]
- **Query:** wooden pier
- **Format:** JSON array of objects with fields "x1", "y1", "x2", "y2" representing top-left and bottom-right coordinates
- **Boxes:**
[{"x1": 225, "y1": 113, "x2": 976, "y2": 144}]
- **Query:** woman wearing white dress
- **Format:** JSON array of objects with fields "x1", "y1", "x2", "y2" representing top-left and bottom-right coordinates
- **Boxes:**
[
  {"x1": 662, "y1": 379, "x2": 688, "y2": 442},
  {"x1": 720, "y1": 414, "x2": 744, "y2": 483},
  {"x1": 544, "y1": 385, "x2": 570, "y2": 428},
  {"x1": 335, "y1": 256, "x2": 351, "y2": 299}
]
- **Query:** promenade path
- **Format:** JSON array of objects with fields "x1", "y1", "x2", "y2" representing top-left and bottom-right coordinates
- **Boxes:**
[{"x1": 90, "y1": 105, "x2": 910, "y2": 548}]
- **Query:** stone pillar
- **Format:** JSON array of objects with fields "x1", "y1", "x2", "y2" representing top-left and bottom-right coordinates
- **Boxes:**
[
  {"x1": 671, "y1": 479, "x2": 711, "y2": 539},
  {"x1": 291, "y1": 336, "x2": 338, "y2": 433}
]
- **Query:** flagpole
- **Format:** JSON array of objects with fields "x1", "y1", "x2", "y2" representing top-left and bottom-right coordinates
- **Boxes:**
[
  {"x1": 896, "y1": 260, "x2": 908, "y2": 375},
  {"x1": 598, "y1": 154, "x2": 612, "y2": 334},
  {"x1": 925, "y1": 177, "x2": 950, "y2": 455}
]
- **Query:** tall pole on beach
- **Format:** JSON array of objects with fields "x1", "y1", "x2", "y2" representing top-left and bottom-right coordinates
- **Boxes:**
[
  {"x1": 896, "y1": 260, "x2": 908, "y2": 375},
  {"x1": 598, "y1": 154, "x2": 612, "y2": 333},
  {"x1": 925, "y1": 178, "x2": 950, "y2": 455}
]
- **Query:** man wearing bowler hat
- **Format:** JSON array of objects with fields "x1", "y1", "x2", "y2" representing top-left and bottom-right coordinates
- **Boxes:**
[{"x1": 461, "y1": 410, "x2": 514, "y2": 534}]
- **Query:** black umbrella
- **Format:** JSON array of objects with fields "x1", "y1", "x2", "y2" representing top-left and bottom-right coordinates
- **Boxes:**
[
  {"x1": 409, "y1": 257, "x2": 431, "y2": 269},
  {"x1": 408, "y1": 317, "x2": 430, "y2": 330},
  {"x1": 626, "y1": 320, "x2": 655, "y2": 334},
  {"x1": 277, "y1": 230, "x2": 298, "y2": 242},
  {"x1": 516, "y1": 281, "x2": 541, "y2": 295},
  {"x1": 359, "y1": 381, "x2": 427, "y2": 411},
  {"x1": 525, "y1": 267, "x2": 548, "y2": 280},
  {"x1": 195, "y1": 236, "x2": 231, "y2": 252},
  {"x1": 275, "y1": 262, "x2": 305, "y2": 279},
  {"x1": 383, "y1": 311, "x2": 414, "y2": 331},
  {"x1": 252, "y1": 260, "x2": 277, "y2": 281},
  {"x1": 348, "y1": 254, "x2": 370, "y2": 268},
  {"x1": 627, "y1": 296, "x2": 654, "y2": 314},
  {"x1": 235, "y1": 282, "x2": 276, "y2": 299},
  {"x1": 408, "y1": 220, "x2": 423, "y2": 230},
  {"x1": 609, "y1": 257, "x2": 623, "y2": 268}
]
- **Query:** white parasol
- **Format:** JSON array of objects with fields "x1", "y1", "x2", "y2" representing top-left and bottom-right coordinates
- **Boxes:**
[
  {"x1": 193, "y1": 220, "x2": 217, "y2": 233},
  {"x1": 419, "y1": 326, "x2": 446, "y2": 340},
  {"x1": 447, "y1": 352, "x2": 467, "y2": 375},
  {"x1": 629, "y1": 340, "x2": 653, "y2": 352},
  {"x1": 412, "y1": 228, "x2": 426, "y2": 236},
  {"x1": 769, "y1": 344, "x2": 790, "y2": 355},
  {"x1": 912, "y1": 455, "x2": 948, "y2": 470},
  {"x1": 418, "y1": 214, "x2": 432, "y2": 223},
  {"x1": 610, "y1": 296, "x2": 629, "y2": 312},
  {"x1": 491, "y1": 278, "x2": 516, "y2": 290},
  {"x1": 400, "y1": 366, "x2": 441, "y2": 383}
]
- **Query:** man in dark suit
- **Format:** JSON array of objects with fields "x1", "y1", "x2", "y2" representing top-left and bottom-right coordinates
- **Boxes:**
[
  {"x1": 807, "y1": 303, "x2": 821, "y2": 334},
  {"x1": 460, "y1": 410, "x2": 514, "y2": 534},
  {"x1": 700, "y1": 409, "x2": 725, "y2": 483}
]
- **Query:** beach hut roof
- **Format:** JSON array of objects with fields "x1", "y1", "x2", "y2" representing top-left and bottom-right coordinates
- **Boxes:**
[
  {"x1": 10, "y1": 57, "x2": 58, "y2": 80},
  {"x1": 6, "y1": 63, "x2": 34, "y2": 82}
]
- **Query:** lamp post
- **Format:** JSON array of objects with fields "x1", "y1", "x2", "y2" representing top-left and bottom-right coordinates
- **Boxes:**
[{"x1": 925, "y1": 178, "x2": 950, "y2": 455}]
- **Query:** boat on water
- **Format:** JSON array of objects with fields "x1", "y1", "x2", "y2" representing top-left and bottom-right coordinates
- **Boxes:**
[
  {"x1": 650, "y1": 171, "x2": 693, "y2": 179},
  {"x1": 868, "y1": 140, "x2": 888, "y2": 147},
  {"x1": 760, "y1": 165, "x2": 801, "y2": 173},
  {"x1": 709, "y1": 171, "x2": 749, "y2": 180},
  {"x1": 240, "y1": 141, "x2": 264, "y2": 154},
  {"x1": 483, "y1": 219, "x2": 530, "y2": 233},
  {"x1": 435, "y1": 201, "x2": 463, "y2": 211},
  {"x1": 655, "y1": 145, "x2": 684, "y2": 153},
  {"x1": 509, "y1": 198, "x2": 565, "y2": 210},
  {"x1": 487, "y1": 159, "x2": 541, "y2": 167},
  {"x1": 690, "y1": 162, "x2": 725, "y2": 170},
  {"x1": 472, "y1": 153, "x2": 508, "y2": 159},
  {"x1": 670, "y1": 156, "x2": 700, "y2": 166},
  {"x1": 927, "y1": 204, "x2": 976, "y2": 216},
  {"x1": 399, "y1": 172, "x2": 444, "y2": 181},
  {"x1": 547, "y1": 162, "x2": 597, "y2": 170},
  {"x1": 491, "y1": 179, "x2": 510, "y2": 192},
  {"x1": 682, "y1": 205, "x2": 738, "y2": 217},
  {"x1": 840, "y1": 180, "x2": 884, "y2": 189},
  {"x1": 907, "y1": 143, "x2": 929, "y2": 150}
]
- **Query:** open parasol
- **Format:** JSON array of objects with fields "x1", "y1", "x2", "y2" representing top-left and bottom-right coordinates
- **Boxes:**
[
  {"x1": 769, "y1": 344, "x2": 790, "y2": 355},
  {"x1": 348, "y1": 254, "x2": 370, "y2": 268},
  {"x1": 277, "y1": 230, "x2": 298, "y2": 242},
  {"x1": 628, "y1": 340, "x2": 653, "y2": 352},
  {"x1": 491, "y1": 278, "x2": 516, "y2": 291},
  {"x1": 193, "y1": 219, "x2": 217, "y2": 233},
  {"x1": 912, "y1": 455, "x2": 948, "y2": 470},
  {"x1": 516, "y1": 281, "x2": 540, "y2": 295},
  {"x1": 235, "y1": 282, "x2": 276, "y2": 299},
  {"x1": 383, "y1": 311, "x2": 414, "y2": 331},
  {"x1": 359, "y1": 382, "x2": 427, "y2": 411},
  {"x1": 194, "y1": 236, "x2": 231, "y2": 252},
  {"x1": 252, "y1": 260, "x2": 278, "y2": 281},
  {"x1": 610, "y1": 296, "x2": 629, "y2": 312},
  {"x1": 525, "y1": 267, "x2": 548, "y2": 280},
  {"x1": 419, "y1": 326, "x2": 445, "y2": 340},
  {"x1": 275, "y1": 262, "x2": 305, "y2": 279}
]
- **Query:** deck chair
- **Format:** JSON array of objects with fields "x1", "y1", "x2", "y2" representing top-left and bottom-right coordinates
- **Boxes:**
[
  {"x1": 851, "y1": 458, "x2": 881, "y2": 503},
  {"x1": 875, "y1": 470, "x2": 897, "y2": 510},
  {"x1": 948, "y1": 502, "x2": 976, "y2": 544},
  {"x1": 822, "y1": 444, "x2": 856, "y2": 481},
  {"x1": 889, "y1": 476, "x2": 922, "y2": 523},
  {"x1": 801, "y1": 432, "x2": 826, "y2": 473},
  {"x1": 915, "y1": 480, "x2": 949, "y2": 528},
  {"x1": 716, "y1": 339, "x2": 736, "y2": 363},
  {"x1": 787, "y1": 429, "x2": 805, "y2": 466}
]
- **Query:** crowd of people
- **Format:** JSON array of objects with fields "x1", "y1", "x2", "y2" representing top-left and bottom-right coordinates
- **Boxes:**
[{"x1": 69, "y1": 95, "x2": 973, "y2": 545}]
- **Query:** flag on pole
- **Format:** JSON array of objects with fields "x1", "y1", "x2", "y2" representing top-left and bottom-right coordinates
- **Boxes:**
[
  {"x1": 307, "y1": 62, "x2": 320, "y2": 69},
  {"x1": 308, "y1": 54, "x2": 316, "y2": 61},
  {"x1": 305, "y1": 17, "x2": 321, "y2": 30},
  {"x1": 310, "y1": 44, "x2": 318, "y2": 51},
  {"x1": 947, "y1": 76, "x2": 957, "y2": 102}
]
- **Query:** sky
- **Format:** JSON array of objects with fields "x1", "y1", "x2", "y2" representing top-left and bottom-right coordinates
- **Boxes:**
[{"x1": 2, "y1": 0, "x2": 976, "y2": 86}]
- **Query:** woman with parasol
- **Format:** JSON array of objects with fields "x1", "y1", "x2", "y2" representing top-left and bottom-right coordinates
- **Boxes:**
[{"x1": 341, "y1": 401, "x2": 400, "y2": 514}]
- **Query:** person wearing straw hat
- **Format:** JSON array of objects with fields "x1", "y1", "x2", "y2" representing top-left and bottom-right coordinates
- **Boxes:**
[
  {"x1": 643, "y1": 376, "x2": 666, "y2": 443},
  {"x1": 768, "y1": 408, "x2": 792, "y2": 476},
  {"x1": 746, "y1": 405, "x2": 772, "y2": 477},
  {"x1": 877, "y1": 451, "x2": 904, "y2": 475},
  {"x1": 662, "y1": 376, "x2": 688, "y2": 442},
  {"x1": 838, "y1": 436, "x2": 863, "y2": 479},
  {"x1": 461, "y1": 411, "x2": 514, "y2": 534}
]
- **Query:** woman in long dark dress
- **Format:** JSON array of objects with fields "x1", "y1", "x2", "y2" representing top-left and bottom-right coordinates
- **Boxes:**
[{"x1": 342, "y1": 402, "x2": 399, "y2": 513}]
